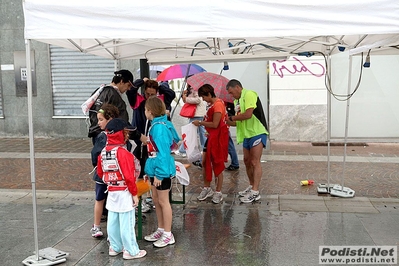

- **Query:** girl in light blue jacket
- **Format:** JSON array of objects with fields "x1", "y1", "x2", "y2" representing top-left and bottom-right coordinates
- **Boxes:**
[{"x1": 143, "y1": 97, "x2": 180, "y2": 248}]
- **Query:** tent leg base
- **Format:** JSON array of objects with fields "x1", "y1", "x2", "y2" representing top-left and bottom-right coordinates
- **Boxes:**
[
  {"x1": 22, "y1": 247, "x2": 69, "y2": 266},
  {"x1": 330, "y1": 185, "x2": 355, "y2": 198},
  {"x1": 317, "y1": 183, "x2": 338, "y2": 194}
]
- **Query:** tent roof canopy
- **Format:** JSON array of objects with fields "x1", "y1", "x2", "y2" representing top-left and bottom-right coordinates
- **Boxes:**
[{"x1": 23, "y1": 0, "x2": 399, "y2": 63}]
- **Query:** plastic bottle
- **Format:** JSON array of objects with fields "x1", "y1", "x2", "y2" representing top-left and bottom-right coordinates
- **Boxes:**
[{"x1": 300, "y1": 180, "x2": 314, "y2": 186}]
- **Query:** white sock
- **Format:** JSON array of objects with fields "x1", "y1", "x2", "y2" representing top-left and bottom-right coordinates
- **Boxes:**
[
  {"x1": 158, "y1": 228, "x2": 165, "y2": 232},
  {"x1": 163, "y1": 231, "x2": 172, "y2": 237},
  {"x1": 93, "y1": 224, "x2": 100, "y2": 229},
  {"x1": 251, "y1": 190, "x2": 259, "y2": 194}
]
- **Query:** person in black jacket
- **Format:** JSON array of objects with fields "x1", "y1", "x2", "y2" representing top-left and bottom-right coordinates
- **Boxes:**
[
  {"x1": 88, "y1": 70, "x2": 134, "y2": 140},
  {"x1": 126, "y1": 78, "x2": 176, "y2": 178}
]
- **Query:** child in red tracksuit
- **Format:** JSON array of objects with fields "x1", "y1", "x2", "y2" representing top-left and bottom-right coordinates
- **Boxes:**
[{"x1": 97, "y1": 118, "x2": 146, "y2": 260}]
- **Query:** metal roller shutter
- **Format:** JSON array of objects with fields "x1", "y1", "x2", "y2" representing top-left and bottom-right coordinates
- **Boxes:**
[{"x1": 50, "y1": 45, "x2": 115, "y2": 116}]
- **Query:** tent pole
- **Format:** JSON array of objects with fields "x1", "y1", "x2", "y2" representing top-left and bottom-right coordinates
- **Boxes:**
[
  {"x1": 327, "y1": 54, "x2": 332, "y2": 191},
  {"x1": 23, "y1": 40, "x2": 69, "y2": 266},
  {"x1": 328, "y1": 53, "x2": 355, "y2": 197},
  {"x1": 341, "y1": 55, "x2": 353, "y2": 190},
  {"x1": 25, "y1": 39, "x2": 39, "y2": 261}
]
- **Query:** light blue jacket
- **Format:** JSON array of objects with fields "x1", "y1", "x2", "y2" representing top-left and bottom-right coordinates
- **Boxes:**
[{"x1": 144, "y1": 115, "x2": 180, "y2": 180}]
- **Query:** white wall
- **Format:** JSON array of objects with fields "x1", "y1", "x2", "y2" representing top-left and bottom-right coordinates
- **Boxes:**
[
  {"x1": 330, "y1": 53, "x2": 399, "y2": 140},
  {"x1": 269, "y1": 56, "x2": 327, "y2": 141}
]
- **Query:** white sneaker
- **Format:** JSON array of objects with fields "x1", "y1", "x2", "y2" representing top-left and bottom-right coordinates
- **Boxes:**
[
  {"x1": 212, "y1": 191, "x2": 223, "y2": 204},
  {"x1": 240, "y1": 191, "x2": 261, "y2": 203},
  {"x1": 136, "y1": 201, "x2": 151, "y2": 213},
  {"x1": 153, "y1": 233, "x2": 175, "y2": 248},
  {"x1": 174, "y1": 151, "x2": 187, "y2": 157},
  {"x1": 90, "y1": 226, "x2": 103, "y2": 238},
  {"x1": 144, "y1": 230, "x2": 163, "y2": 242},
  {"x1": 238, "y1": 185, "x2": 252, "y2": 197},
  {"x1": 197, "y1": 187, "x2": 214, "y2": 201}
]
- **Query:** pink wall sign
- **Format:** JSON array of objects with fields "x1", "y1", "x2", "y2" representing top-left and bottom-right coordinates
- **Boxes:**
[{"x1": 272, "y1": 57, "x2": 325, "y2": 78}]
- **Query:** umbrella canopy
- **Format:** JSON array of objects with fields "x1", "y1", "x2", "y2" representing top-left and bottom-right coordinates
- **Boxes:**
[
  {"x1": 157, "y1": 64, "x2": 206, "y2": 81},
  {"x1": 137, "y1": 66, "x2": 165, "y2": 79},
  {"x1": 187, "y1": 72, "x2": 234, "y2": 103}
]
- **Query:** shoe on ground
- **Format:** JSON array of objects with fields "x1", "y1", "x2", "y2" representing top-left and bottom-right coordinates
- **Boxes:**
[
  {"x1": 136, "y1": 201, "x2": 151, "y2": 213},
  {"x1": 174, "y1": 151, "x2": 187, "y2": 157},
  {"x1": 240, "y1": 191, "x2": 261, "y2": 203},
  {"x1": 153, "y1": 233, "x2": 175, "y2": 248},
  {"x1": 225, "y1": 165, "x2": 239, "y2": 171},
  {"x1": 197, "y1": 187, "x2": 214, "y2": 201},
  {"x1": 238, "y1": 185, "x2": 252, "y2": 197},
  {"x1": 123, "y1": 250, "x2": 147, "y2": 260},
  {"x1": 144, "y1": 230, "x2": 163, "y2": 242},
  {"x1": 109, "y1": 247, "x2": 122, "y2": 256},
  {"x1": 192, "y1": 160, "x2": 202, "y2": 168},
  {"x1": 90, "y1": 226, "x2": 103, "y2": 238},
  {"x1": 212, "y1": 191, "x2": 223, "y2": 204}
]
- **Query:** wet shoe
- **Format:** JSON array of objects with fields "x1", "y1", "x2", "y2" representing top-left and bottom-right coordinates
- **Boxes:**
[
  {"x1": 90, "y1": 226, "x2": 103, "y2": 238},
  {"x1": 212, "y1": 191, "x2": 223, "y2": 204},
  {"x1": 240, "y1": 191, "x2": 261, "y2": 203},
  {"x1": 238, "y1": 185, "x2": 252, "y2": 197},
  {"x1": 153, "y1": 233, "x2": 175, "y2": 248},
  {"x1": 123, "y1": 250, "x2": 147, "y2": 259},
  {"x1": 197, "y1": 187, "x2": 214, "y2": 201},
  {"x1": 136, "y1": 201, "x2": 151, "y2": 213},
  {"x1": 144, "y1": 230, "x2": 163, "y2": 242},
  {"x1": 225, "y1": 165, "x2": 239, "y2": 171},
  {"x1": 174, "y1": 151, "x2": 187, "y2": 157},
  {"x1": 192, "y1": 160, "x2": 202, "y2": 168},
  {"x1": 109, "y1": 247, "x2": 122, "y2": 256}
]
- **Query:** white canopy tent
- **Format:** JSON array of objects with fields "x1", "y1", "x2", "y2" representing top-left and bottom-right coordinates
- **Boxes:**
[
  {"x1": 22, "y1": 0, "x2": 399, "y2": 264},
  {"x1": 24, "y1": 0, "x2": 399, "y2": 62}
]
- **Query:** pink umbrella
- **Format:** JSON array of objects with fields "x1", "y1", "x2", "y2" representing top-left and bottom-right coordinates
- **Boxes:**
[
  {"x1": 156, "y1": 64, "x2": 206, "y2": 81},
  {"x1": 187, "y1": 72, "x2": 234, "y2": 103}
]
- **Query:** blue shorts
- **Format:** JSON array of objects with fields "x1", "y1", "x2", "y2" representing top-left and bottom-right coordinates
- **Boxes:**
[
  {"x1": 243, "y1": 134, "x2": 267, "y2": 150},
  {"x1": 95, "y1": 182, "x2": 108, "y2": 201}
]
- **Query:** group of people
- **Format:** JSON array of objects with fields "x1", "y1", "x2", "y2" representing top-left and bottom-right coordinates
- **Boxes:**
[{"x1": 86, "y1": 69, "x2": 269, "y2": 260}]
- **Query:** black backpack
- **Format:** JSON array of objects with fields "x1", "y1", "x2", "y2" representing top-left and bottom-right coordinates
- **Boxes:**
[{"x1": 253, "y1": 97, "x2": 269, "y2": 132}]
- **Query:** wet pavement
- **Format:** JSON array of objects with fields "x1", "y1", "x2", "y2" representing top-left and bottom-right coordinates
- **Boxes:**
[{"x1": 1, "y1": 137, "x2": 399, "y2": 265}]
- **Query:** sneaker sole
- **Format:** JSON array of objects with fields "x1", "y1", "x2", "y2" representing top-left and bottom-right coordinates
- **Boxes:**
[
  {"x1": 144, "y1": 236, "x2": 161, "y2": 242},
  {"x1": 153, "y1": 238, "x2": 175, "y2": 248},
  {"x1": 123, "y1": 250, "x2": 147, "y2": 259},
  {"x1": 109, "y1": 250, "x2": 122, "y2": 256}
]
